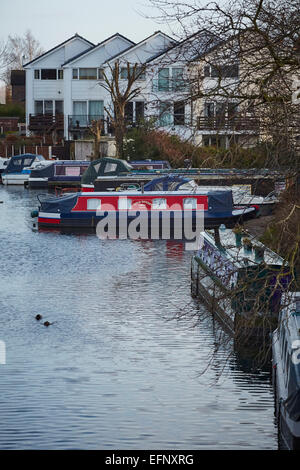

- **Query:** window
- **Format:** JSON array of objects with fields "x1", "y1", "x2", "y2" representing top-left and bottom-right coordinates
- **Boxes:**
[
  {"x1": 172, "y1": 67, "x2": 184, "y2": 91},
  {"x1": 98, "y1": 68, "x2": 104, "y2": 80},
  {"x1": 41, "y1": 69, "x2": 57, "y2": 80},
  {"x1": 152, "y1": 198, "x2": 167, "y2": 209},
  {"x1": 44, "y1": 100, "x2": 53, "y2": 115},
  {"x1": 55, "y1": 100, "x2": 64, "y2": 115},
  {"x1": 65, "y1": 166, "x2": 81, "y2": 177},
  {"x1": 183, "y1": 198, "x2": 197, "y2": 209},
  {"x1": 120, "y1": 66, "x2": 145, "y2": 80},
  {"x1": 210, "y1": 64, "x2": 239, "y2": 78},
  {"x1": 35, "y1": 101, "x2": 43, "y2": 114},
  {"x1": 72, "y1": 69, "x2": 78, "y2": 79},
  {"x1": 159, "y1": 102, "x2": 172, "y2": 126},
  {"x1": 104, "y1": 163, "x2": 117, "y2": 173},
  {"x1": 136, "y1": 101, "x2": 144, "y2": 121},
  {"x1": 89, "y1": 101, "x2": 104, "y2": 119},
  {"x1": 87, "y1": 199, "x2": 102, "y2": 210},
  {"x1": 204, "y1": 102, "x2": 214, "y2": 118},
  {"x1": 174, "y1": 101, "x2": 185, "y2": 125},
  {"x1": 79, "y1": 68, "x2": 97, "y2": 80},
  {"x1": 158, "y1": 68, "x2": 170, "y2": 91},
  {"x1": 34, "y1": 70, "x2": 40, "y2": 80},
  {"x1": 118, "y1": 198, "x2": 132, "y2": 210},
  {"x1": 58, "y1": 69, "x2": 64, "y2": 80},
  {"x1": 125, "y1": 102, "x2": 133, "y2": 122},
  {"x1": 73, "y1": 101, "x2": 87, "y2": 126}
]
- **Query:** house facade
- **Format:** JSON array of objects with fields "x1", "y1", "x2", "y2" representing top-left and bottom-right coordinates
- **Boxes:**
[
  {"x1": 24, "y1": 30, "x2": 262, "y2": 150},
  {"x1": 24, "y1": 31, "x2": 177, "y2": 143}
]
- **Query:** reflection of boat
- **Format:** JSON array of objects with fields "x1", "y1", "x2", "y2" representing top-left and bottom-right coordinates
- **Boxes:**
[
  {"x1": 33, "y1": 187, "x2": 255, "y2": 231},
  {"x1": 191, "y1": 227, "x2": 291, "y2": 339},
  {"x1": 27, "y1": 160, "x2": 90, "y2": 189},
  {"x1": 272, "y1": 293, "x2": 300, "y2": 450},
  {"x1": 2, "y1": 154, "x2": 48, "y2": 185}
]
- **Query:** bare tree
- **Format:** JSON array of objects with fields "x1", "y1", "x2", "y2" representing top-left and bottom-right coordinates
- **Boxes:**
[
  {"x1": 147, "y1": 0, "x2": 300, "y2": 169},
  {"x1": 1, "y1": 30, "x2": 44, "y2": 84},
  {"x1": 99, "y1": 61, "x2": 146, "y2": 158}
]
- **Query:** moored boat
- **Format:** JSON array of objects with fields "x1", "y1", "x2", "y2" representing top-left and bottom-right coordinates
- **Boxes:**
[
  {"x1": 27, "y1": 160, "x2": 90, "y2": 189},
  {"x1": 33, "y1": 187, "x2": 255, "y2": 232},
  {"x1": 1, "y1": 154, "x2": 48, "y2": 185},
  {"x1": 191, "y1": 227, "x2": 291, "y2": 339},
  {"x1": 272, "y1": 292, "x2": 300, "y2": 450}
]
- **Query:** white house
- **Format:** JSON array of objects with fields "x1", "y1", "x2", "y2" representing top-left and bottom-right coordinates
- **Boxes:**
[{"x1": 23, "y1": 31, "x2": 176, "y2": 141}]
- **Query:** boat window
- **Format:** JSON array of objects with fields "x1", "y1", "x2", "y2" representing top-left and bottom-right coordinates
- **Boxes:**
[
  {"x1": 65, "y1": 166, "x2": 80, "y2": 177},
  {"x1": 11, "y1": 158, "x2": 22, "y2": 166},
  {"x1": 183, "y1": 198, "x2": 197, "y2": 209},
  {"x1": 87, "y1": 198, "x2": 101, "y2": 210},
  {"x1": 152, "y1": 198, "x2": 167, "y2": 209},
  {"x1": 23, "y1": 158, "x2": 34, "y2": 166},
  {"x1": 104, "y1": 163, "x2": 118, "y2": 173},
  {"x1": 118, "y1": 198, "x2": 132, "y2": 210}
]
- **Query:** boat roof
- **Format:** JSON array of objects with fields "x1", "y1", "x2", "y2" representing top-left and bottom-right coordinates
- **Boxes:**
[
  {"x1": 81, "y1": 189, "x2": 231, "y2": 197},
  {"x1": 280, "y1": 292, "x2": 300, "y2": 344},
  {"x1": 201, "y1": 228, "x2": 287, "y2": 268}
]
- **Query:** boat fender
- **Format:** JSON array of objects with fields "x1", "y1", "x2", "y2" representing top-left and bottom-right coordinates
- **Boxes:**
[{"x1": 31, "y1": 210, "x2": 38, "y2": 218}]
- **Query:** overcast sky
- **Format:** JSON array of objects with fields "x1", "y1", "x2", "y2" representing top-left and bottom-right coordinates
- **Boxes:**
[{"x1": 1, "y1": 0, "x2": 176, "y2": 50}]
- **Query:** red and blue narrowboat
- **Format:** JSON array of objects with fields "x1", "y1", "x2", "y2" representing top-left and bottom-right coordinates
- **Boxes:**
[{"x1": 34, "y1": 187, "x2": 256, "y2": 232}]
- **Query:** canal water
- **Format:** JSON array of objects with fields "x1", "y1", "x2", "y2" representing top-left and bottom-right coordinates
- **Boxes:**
[{"x1": 0, "y1": 185, "x2": 278, "y2": 449}]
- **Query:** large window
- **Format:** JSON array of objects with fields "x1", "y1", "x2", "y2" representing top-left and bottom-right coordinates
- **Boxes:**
[
  {"x1": 79, "y1": 68, "x2": 97, "y2": 80},
  {"x1": 41, "y1": 69, "x2": 57, "y2": 80},
  {"x1": 204, "y1": 64, "x2": 239, "y2": 78},
  {"x1": 72, "y1": 68, "x2": 102, "y2": 80},
  {"x1": 120, "y1": 66, "x2": 145, "y2": 80}
]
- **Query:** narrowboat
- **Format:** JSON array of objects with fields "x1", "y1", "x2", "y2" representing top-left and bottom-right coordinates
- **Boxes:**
[
  {"x1": 272, "y1": 292, "x2": 300, "y2": 450},
  {"x1": 33, "y1": 187, "x2": 256, "y2": 232},
  {"x1": 1, "y1": 154, "x2": 48, "y2": 185},
  {"x1": 143, "y1": 175, "x2": 278, "y2": 216},
  {"x1": 191, "y1": 227, "x2": 291, "y2": 339},
  {"x1": 80, "y1": 157, "x2": 289, "y2": 196},
  {"x1": 27, "y1": 160, "x2": 90, "y2": 189}
]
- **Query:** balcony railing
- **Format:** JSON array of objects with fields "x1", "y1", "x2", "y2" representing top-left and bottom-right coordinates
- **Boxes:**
[
  {"x1": 197, "y1": 116, "x2": 260, "y2": 131},
  {"x1": 68, "y1": 115, "x2": 105, "y2": 129},
  {"x1": 152, "y1": 79, "x2": 189, "y2": 93},
  {"x1": 29, "y1": 114, "x2": 64, "y2": 131}
]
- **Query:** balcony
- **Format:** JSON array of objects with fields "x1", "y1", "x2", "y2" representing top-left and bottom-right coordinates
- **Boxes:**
[
  {"x1": 68, "y1": 115, "x2": 105, "y2": 129},
  {"x1": 152, "y1": 79, "x2": 189, "y2": 93},
  {"x1": 28, "y1": 114, "x2": 64, "y2": 132},
  {"x1": 197, "y1": 116, "x2": 260, "y2": 132}
]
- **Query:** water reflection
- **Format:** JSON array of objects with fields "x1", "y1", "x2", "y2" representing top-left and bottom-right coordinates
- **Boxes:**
[{"x1": 0, "y1": 186, "x2": 278, "y2": 449}]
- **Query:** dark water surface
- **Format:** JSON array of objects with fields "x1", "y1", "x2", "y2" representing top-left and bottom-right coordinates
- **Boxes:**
[{"x1": 0, "y1": 186, "x2": 277, "y2": 449}]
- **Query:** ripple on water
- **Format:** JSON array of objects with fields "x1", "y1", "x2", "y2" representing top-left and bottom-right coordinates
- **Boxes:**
[{"x1": 0, "y1": 186, "x2": 277, "y2": 449}]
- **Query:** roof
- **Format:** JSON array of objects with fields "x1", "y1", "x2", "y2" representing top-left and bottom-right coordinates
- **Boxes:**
[
  {"x1": 105, "y1": 30, "x2": 177, "y2": 64},
  {"x1": 62, "y1": 33, "x2": 136, "y2": 66},
  {"x1": 146, "y1": 29, "x2": 222, "y2": 64},
  {"x1": 23, "y1": 34, "x2": 95, "y2": 67}
]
